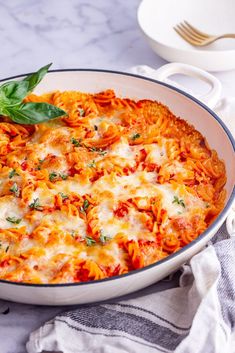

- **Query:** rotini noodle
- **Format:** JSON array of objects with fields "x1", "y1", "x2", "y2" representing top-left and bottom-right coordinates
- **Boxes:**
[{"x1": 0, "y1": 89, "x2": 226, "y2": 283}]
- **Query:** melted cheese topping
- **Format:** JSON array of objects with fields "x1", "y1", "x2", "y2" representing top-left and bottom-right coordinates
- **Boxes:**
[
  {"x1": 0, "y1": 89, "x2": 226, "y2": 283},
  {"x1": 144, "y1": 143, "x2": 167, "y2": 165},
  {"x1": 0, "y1": 197, "x2": 25, "y2": 229}
]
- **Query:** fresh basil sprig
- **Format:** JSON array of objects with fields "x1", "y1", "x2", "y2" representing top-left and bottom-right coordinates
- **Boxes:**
[
  {"x1": 0, "y1": 63, "x2": 67, "y2": 124},
  {"x1": 0, "y1": 81, "x2": 29, "y2": 106},
  {"x1": 22, "y1": 63, "x2": 52, "y2": 92}
]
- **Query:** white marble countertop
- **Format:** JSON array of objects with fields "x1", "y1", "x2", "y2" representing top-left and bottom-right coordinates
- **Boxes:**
[{"x1": 0, "y1": 1, "x2": 235, "y2": 352}]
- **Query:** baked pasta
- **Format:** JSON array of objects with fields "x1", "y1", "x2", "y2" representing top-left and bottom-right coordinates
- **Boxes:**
[{"x1": 0, "y1": 89, "x2": 226, "y2": 283}]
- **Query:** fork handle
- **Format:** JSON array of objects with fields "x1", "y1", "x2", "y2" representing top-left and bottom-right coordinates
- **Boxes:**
[{"x1": 218, "y1": 34, "x2": 235, "y2": 39}]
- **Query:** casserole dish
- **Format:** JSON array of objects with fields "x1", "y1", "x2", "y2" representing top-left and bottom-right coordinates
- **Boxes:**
[{"x1": 0, "y1": 66, "x2": 234, "y2": 305}]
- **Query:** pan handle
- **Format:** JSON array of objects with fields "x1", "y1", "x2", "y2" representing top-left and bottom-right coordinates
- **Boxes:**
[{"x1": 130, "y1": 63, "x2": 222, "y2": 110}]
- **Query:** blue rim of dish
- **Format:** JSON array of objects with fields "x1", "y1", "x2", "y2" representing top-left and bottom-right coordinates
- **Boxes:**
[{"x1": 0, "y1": 68, "x2": 234, "y2": 288}]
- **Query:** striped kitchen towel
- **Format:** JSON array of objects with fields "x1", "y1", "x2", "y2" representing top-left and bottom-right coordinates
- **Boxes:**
[{"x1": 26, "y1": 223, "x2": 235, "y2": 353}]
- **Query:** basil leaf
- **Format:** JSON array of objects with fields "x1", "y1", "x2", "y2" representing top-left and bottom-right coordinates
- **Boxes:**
[
  {"x1": 23, "y1": 63, "x2": 52, "y2": 92},
  {"x1": 0, "y1": 63, "x2": 51, "y2": 110},
  {"x1": 0, "y1": 80, "x2": 29, "y2": 107},
  {"x1": 0, "y1": 63, "x2": 67, "y2": 125},
  {"x1": 6, "y1": 102, "x2": 66, "y2": 125}
]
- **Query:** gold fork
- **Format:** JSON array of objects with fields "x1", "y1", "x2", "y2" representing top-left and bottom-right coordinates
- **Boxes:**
[{"x1": 174, "y1": 21, "x2": 235, "y2": 47}]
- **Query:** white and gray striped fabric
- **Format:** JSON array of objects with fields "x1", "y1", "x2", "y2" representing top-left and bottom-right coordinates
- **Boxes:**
[{"x1": 26, "y1": 223, "x2": 235, "y2": 353}]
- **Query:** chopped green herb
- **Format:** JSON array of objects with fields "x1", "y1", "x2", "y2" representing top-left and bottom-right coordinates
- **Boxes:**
[
  {"x1": 29, "y1": 198, "x2": 43, "y2": 211},
  {"x1": 89, "y1": 146, "x2": 107, "y2": 156},
  {"x1": 78, "y1": 108, "x2": 85, "y2": 117},
  {"x1": 6, "y1": 216, "x2": 22, "y2": 224},
  {"x1": 98, "y1": 150, "x2": 107, "y2": 156},
  {"x1": 89, "y1": 147, "x2": 98, "y2": 152},
  {"x1": 10, "y1": 182, "x2": 20, "y2": 197},
  {"x1": 59, "y1": 192, "x2": 68, "y2": 200},
  {"x1": 71, "y1": 137, "x2": 82, "y2": 147},
  {"x1": 85, "y1": 236, "x2": 96, "y2": 246},
  {"x1": 70, "y1": 231, "x2": 75, "y2": 238},
  {"x1": 9, "y1": 169, "x2": 19, "y2": 179},
  {"x1": 205, "y1": 203, "x2": 210, "y2": 208},
  {"x1": 5, "y1": 245, "x2": 9, "y2": 253},
  {"x1": 172, "y1": 196, "x2": 185, "y2": 208},
  {"x1": 94, "y1": 125, "x2": 98, "y2": 131},
  {"x1": 131, "y1": 133, "x2": 141, "y2": 141},
  {"x1": 49, "y1": 171, "x2": 58, "y2": 182},
  {"x1": 36, "y1": 158, "x2": 44, "y2": 170},
  {"x1": 87, "y1": 160, "x2": 96, "y2": 168},
  {"x1": 83, "y1": 199, "x2": 89, "y2": 211},
  {"x1": 80, "y1": 199, "x2": 90, "y2": 214},
  {"x1": 60, "y1": 173, "x2": 68, "y2": 180},
  {"x1": 100, "y1": 230, "x2": 111, "y2": 244}
]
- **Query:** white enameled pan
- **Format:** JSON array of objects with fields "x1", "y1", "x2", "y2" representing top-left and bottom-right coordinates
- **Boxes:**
[{"x1": 0, "y1": 65, "x2": 234, "y2": 305}]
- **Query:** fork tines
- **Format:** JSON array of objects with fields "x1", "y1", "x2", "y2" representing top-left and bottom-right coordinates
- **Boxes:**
[{"x1": 174, "y1": 21, "x2": 210, "y2": 45}]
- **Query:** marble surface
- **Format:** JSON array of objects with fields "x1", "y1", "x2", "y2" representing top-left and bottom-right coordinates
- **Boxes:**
[{"x1": 0, "y1": 1, "x2": 235, "y2": 352}]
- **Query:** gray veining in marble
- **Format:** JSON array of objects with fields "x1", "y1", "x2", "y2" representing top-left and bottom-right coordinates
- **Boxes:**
[
  {"x1": 0, "y1": 0, "x2": 164, "y2": 77},
  {"x1": 0, "y1": 1, "x2": 235, "y2": 352}
]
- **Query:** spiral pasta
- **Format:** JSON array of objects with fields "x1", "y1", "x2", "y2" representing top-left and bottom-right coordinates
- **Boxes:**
[{"x1": 0, "y1": 89, "x2": 226, "y2": 283}]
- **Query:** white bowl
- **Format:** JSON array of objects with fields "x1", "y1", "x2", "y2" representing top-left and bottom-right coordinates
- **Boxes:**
[
  {"x1": 138, "y1": 0, "x2": 235, "y2": 72},
  {"x1": 0, "y1": 69, "x2": 234, "y2": 305}
]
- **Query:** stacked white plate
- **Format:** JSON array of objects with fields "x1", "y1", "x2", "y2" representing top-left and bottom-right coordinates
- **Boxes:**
[{"x1": 138, "y1": 0, "x2": 235, "y2": 72}]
